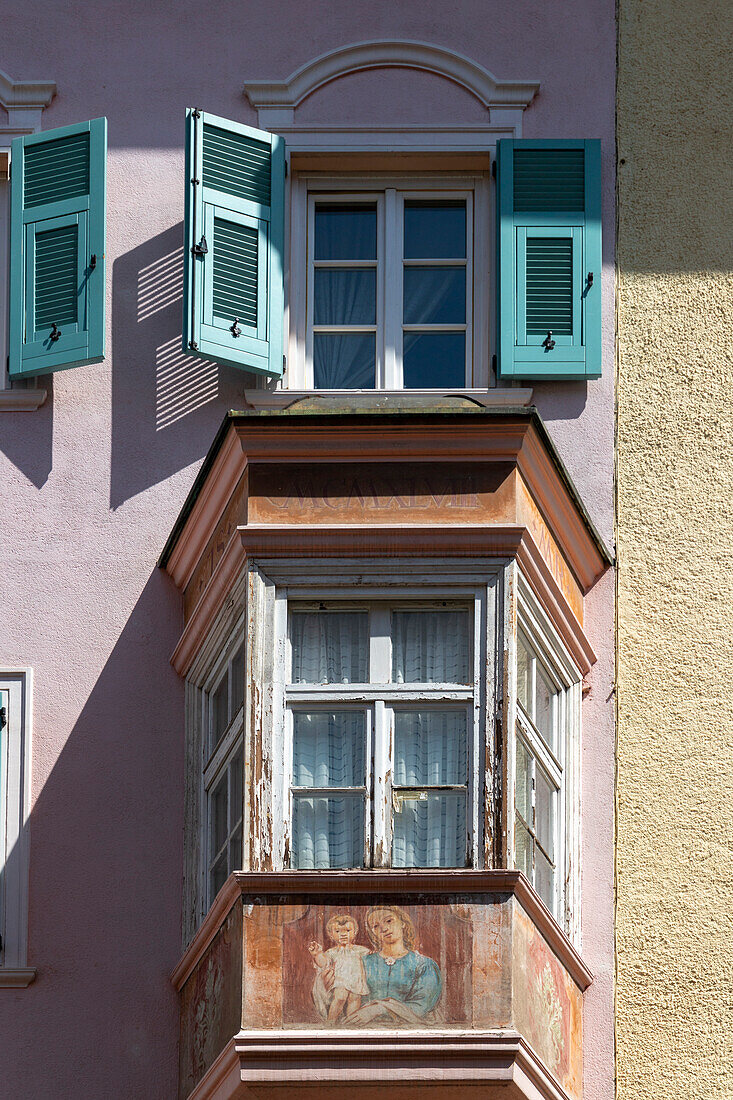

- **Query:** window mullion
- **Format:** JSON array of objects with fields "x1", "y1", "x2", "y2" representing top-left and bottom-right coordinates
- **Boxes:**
[
  {"x1": 372, "y1": 700, "x2": 390, "y2": 866},
  {"x1": 383, "y1": 188, "x2": 401, "y2": 389}
]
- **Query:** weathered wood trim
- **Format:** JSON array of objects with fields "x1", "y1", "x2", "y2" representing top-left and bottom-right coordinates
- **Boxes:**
[{"x1": 171, "y1": 869, "x2": 592, "y2": 994}]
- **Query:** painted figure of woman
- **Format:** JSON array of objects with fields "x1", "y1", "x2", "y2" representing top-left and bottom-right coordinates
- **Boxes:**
[{"x1": 312, "y1": 904, "x2": 442, "y2": 1026}]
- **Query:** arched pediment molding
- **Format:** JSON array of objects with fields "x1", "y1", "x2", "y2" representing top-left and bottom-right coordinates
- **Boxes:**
[{"x1": 244, "y1": 40, "x2": 539, "y2": 123}]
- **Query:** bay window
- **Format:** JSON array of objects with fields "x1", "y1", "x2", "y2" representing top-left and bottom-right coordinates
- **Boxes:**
[
  {"x1": 188, "y1": 562, "x2": 582, "y2": 936},
  {"x1": 286, "y1": 604, "x2": 475, "y2": 869}
]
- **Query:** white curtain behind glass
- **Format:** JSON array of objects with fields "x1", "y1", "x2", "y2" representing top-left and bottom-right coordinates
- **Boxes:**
[
  {"x1": 293, "y1": 711, "x2": 365, "y2": 788},
  {"x1": 291, "y1": 612, "x2": 368, "y2": 683},
  {"x1": 392, "y1": 793, "x2": 465, "y2": 868},
  {"x1": 392, "y1": 610, "x2": 470, "y2": 683},
  {"x1": 292, "y1": 796, "x2": 365, "y2": 869},
  {"x1": 393, "y1": 710, "x2": 467, "y2": 785}
]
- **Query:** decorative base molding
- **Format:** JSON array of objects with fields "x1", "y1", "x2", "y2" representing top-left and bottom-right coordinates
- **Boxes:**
[
  {"x1": 243, "y1": 388, "x2": 534, "y2": 410},
  {"x1": 188, "y1": 1029, "x2": 572, "y2": 1100},
  {"x1": 0, "y1": 967, "x2": 37, "y2": 988},
  {"x1": 0, "y1": 388, "x2": 47, "y2": 411}
]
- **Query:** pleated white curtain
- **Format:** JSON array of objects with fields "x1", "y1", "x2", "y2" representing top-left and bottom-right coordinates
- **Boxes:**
[
  {"x1": 392, "y1": 610, "x2": 470, "y2": 683},
  {"x1": 291, "y1": 612, "x2": 368, "y2": 684}
]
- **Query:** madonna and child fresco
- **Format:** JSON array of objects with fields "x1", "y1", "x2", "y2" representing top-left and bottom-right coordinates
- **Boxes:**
[{"x1": 307, "y1": 905, "x2": 443, "y2": 1026}]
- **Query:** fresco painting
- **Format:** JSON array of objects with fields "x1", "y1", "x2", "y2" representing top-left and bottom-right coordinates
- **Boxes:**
[{"x1": 282, "y1": 902, "x2": 471, "y2": 1027}]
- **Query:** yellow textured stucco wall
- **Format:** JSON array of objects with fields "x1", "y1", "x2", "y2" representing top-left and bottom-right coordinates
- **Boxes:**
[{"x1": 617, "y1": 0, "x2": 733, "y2": 1095}]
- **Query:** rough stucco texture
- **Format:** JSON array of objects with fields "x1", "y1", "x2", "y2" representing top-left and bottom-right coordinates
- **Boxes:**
[{"x1": 616, "y1": 0, "x2": 733, "y2": 1095}]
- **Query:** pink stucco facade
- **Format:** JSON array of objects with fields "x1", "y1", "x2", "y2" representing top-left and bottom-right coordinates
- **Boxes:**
[{"x1": 0, "y1": 4, "x2": 615, "y2": 1097}]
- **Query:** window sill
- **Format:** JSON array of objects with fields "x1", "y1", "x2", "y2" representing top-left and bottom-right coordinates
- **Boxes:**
[
  {"x1": 0, "y1": 967, "x2": 37, "y2": 987},
  {"x1": 241, "y1": 387, "x2": 534, "y2": 411},
  {"x1": 0, "y1": 388, "x2": 47, "y2": 411}
]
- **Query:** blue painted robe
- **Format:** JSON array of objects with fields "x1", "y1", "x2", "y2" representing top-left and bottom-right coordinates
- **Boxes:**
[{"x1": 362, "y1": 950, "x2": 442, "y2": 1015}]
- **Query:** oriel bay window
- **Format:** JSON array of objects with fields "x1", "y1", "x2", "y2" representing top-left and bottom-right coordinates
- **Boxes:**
[
  {"x1": 186, "y1": 559, "x2": 585, "y2": 936},
  {"x1": 286, "y1": 604, "x2": 475, "y2": 868}
]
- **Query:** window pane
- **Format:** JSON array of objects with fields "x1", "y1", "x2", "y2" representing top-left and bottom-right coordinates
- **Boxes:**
[
  {"x1": 515, "y1": 739, "x2": 532, "y2": 823},
  {"x1": 229, "y1": 822, "x2": 242, "y2": 872},
  {"x1": 535, "y1": 848, "x2": 555, "y2": 911},
  {"x1": 517, "y1": 635, "x2": 531, "y2": 715},
  {"x1": 314, "y1": 268, "x2": 376, "y2": 325},
  {"x1": 211, "y1": 675, "x2": 229, "y2": 749},
  {"x1": 394, "y1": 710, "x2": 467, "y2": 786},
  {"x1": 392, "y1": 609, "x2": 470, "y2": 683},
  {"x1": 292, "y1": 795, "x2": 365, "y2": 869},
  {"x1": 229, "y1": 747, "x2": 243, "y2": 827},
  {"x1": 231, "y1": 644, "x2": 244, "y2": 716},
  {"x1": 404, "y1": 201, "x2": 466, "y2": 259},
  {"x1": 293, "y1": 711, "x2": 365, "y2": 788},
  {"x1": 403, "y1": 267, "x2": 466, "y2": 324},
  {"x1": 515, "y1": 817, "x2": 532, "y2": 878},
  {"x1": 313, "y1": 333, "x2": 376, "y2": 388},
  {"x1": 291, "y1": 611, "x2": 369, "y2": 684},
  {"x1": 402, "y1": 332, "x2": 466, "y2": 389},
  {"x1": 535, "y1": 767, "x2": 555, "y2": 860},
  {"x1": 211, "y1": 773, "x2": 228, "y2": 858},
  {"x1": 210, "y1": 852, "x2": 228, "y2": 899},
  {"x1": 535, "y1": 663, "x2": 558, "y2": 749},
  {"x1": 315, "y1": 204, "x2": 377, "y2": 260},
  {"x1": 392, "y1": 792, "x2": 466, "y2": 868}
]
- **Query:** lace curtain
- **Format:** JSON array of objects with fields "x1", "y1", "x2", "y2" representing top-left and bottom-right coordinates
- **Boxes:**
[{"x1": 392, "y1": 610, "x2": 470, "y2": 683}]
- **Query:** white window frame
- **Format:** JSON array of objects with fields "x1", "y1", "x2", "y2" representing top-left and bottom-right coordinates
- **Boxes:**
[
  {"x1": 289, "y1": 173, "x2": 490, "y2": 391},
  {"x1": 508, "y1": 573, "x2": 582, "y2": 938},
  {"x1": 260, "y1": 559, "x2": 500, "y2": 872},
  {"x1": 284, "y1": 599, "x2": 480, "y2": 869},
  {"x1": 198, "y1": 622, "x2": 245, "y2": 910},
  {"x1": 0, "y1": 669, "x2": 33, "y2": 982}
]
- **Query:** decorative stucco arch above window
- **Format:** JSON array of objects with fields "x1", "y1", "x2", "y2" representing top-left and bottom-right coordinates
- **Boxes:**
[{"x1": 244, "y1": 40, "x2": 540, "y2": 148}]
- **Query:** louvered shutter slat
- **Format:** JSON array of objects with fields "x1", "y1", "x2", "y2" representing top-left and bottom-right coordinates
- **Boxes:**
[
  {"x1": 9, "y1": 118, "x2": 106, "y2": 378},
  {"x1": 183, "y1": 109, "x2": 284, "y2": 376},
  {"x1": 497, "y1": 139, "x2": 601, "y2": 380}
]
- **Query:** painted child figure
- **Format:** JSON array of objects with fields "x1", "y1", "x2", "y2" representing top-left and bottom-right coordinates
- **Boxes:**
[{"x1": 309, "y1": 913, "x2": 370, "y2": 1022}]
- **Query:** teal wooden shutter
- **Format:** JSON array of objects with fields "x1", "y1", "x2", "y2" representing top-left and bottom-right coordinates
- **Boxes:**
[
  {"x1": 183, "y1": 110, "x2": 284, "y2": 377},
  {"x1": 9, "y1": 118, "x2": 106, "y2": 378},
  {"x1": 497, "y1": 139, "x2": 601, "y2": 380}
]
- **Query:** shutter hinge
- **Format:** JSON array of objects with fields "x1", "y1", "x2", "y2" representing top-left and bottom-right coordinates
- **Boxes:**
[
  {"x1": 491, "y1": 354, "x2": 497, "y2": 373},
  {"x1": 192, "y1": 108, "x2": 202, "y2": 119},
  {"x1": 284, "y1": 159, "x2": 289, "y2": 178},
  {"x1": 191, "y1": 235, "x2": 208, "y2": 257},
  {"x1": 0, "y1": 706, "x2": 6, "y2": 730},
  {"x1": 491, "y1": 159, "x2": 497, "y2": 179},
  {"x1": 189, "y1": 340, "x2": 198, "y2": 351}
]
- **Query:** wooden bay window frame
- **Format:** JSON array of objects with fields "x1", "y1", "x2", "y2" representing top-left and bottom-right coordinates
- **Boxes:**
[
  {"x1": 184, "y1": 558, "x2": 582, "y2": 941},
  {"x1": 282, "y1": 597, "x2": 481, "y2": 870}
]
